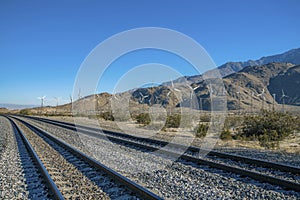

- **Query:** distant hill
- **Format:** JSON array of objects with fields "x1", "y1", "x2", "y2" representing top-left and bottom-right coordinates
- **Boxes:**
[
  {"x1": 0, "y1": 103, "x2": 38, "y2": 110},
  {"x1": 0, "y1": 107, "x2": 10, "y2": 113},
  {"x1": 168, "y1": 48, "x2": 300, "y2": 86},
  {"x1": 222, "y1": 62, "x2": 295, "y2": 110},
  {"x1": 20, "y1": 63, "x2": 300, "y2": 114},
  {"x1": 218, "y1": 48, "x2": 300, "y2": 76},
  {"x1": 16, "y1": 48, "x2": 300, "y2": 114},
  {"x1": 268, "y1": 65, "x2": 300, "y2": 106},
  {"x1": 128, "y1": 62, "x2": 299, "y2": 111}
]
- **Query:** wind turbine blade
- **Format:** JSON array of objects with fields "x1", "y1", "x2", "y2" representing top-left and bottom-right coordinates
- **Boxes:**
[{"x1": 193, "y1": 85, "x2": 200, "y2": 90}]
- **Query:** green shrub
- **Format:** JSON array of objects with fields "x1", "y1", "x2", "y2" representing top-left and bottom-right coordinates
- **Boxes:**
[
  {"x1": 164, "y1": 114, "x2": 181, "y2": 128},
  {"x1": 224, "y1": 116, "x2": 243, "y2": 129},
  {"x1": 258, "y1": 130, "x2": 279, "y2": 149},
  {"x1": 100, "y1": 112, "x2": 114, "y2": 121},
  {"x1": 88, "y1": 115, "x2": 97, "y2": 119},
  {"x1": 195, "y1": 123, "x2": 209, "y2": 138},
  {"x1": 220, "y1": 129, "x2": 232, "y2": 140},
  {"x1": 200, "y1": 115, "x2": 210, "y2": 122},
  {"x1": 136, "y1": 113, "x2": 151, "y2": 125},
  {"x1": 239, "y1": 110, "x2": 297, "y2": 149},
  {"x1": 20, "y1": 109, "x2": 31, "y2": 115}
]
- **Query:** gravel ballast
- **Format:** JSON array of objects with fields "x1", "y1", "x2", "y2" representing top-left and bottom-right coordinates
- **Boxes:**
[
  {"x1": 24, "y1": 117, "x2": 300, "y2": 199},
  {"x1": 0, "y1": 117, "x2": 50, "y2": 199}
]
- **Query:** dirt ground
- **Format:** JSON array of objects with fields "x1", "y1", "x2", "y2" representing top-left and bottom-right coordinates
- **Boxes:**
[{"x1": 40, "y1": 115, "x2": 300, "y2": 154}]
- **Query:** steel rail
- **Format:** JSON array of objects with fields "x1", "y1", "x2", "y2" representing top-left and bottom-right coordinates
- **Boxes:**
[
  {"x1": 12, "y1": 116, "x2": 163, "y2": 200},
  {"x1": 23, "y1": 115, "x2": 300, "y2": 175},
  {"x1": 6, "y1": 117, "x2": 64, "y2": 200}
]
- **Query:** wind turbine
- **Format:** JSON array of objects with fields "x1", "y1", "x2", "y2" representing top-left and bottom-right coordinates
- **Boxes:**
[
  {"x1": 139, "y1": 92, "x2": 149, "y2": 103},
  {"x1": 209, "y1": 83, "x2": 214, "y2": 96},
  {"x1": 69, "y1": 95, "x2": 73, "y2": 113},
  {"x1": 53, "y1": 97, "x2": 61, "y2": 114},
  {"x1": 69, "y1": 95, "x2": 73, "y2": 104},
  {"x1": 236, "y1": 84, "x2": 241, "y2": 114},
  {"x1": 171, "y1": 80, "x2": 180, "y2": 92},
  {"x1": 154, "y1": 95, "x2": 161, "y2": 104},
  {"x1": 37, "y1": 95, "x2": 46, "y2": 114},
  {"x1": 166, "y1": 91, "x2": 171, "y2": 98},
  {"x1": 272, "y1": 93, "x2": 276, "y2": 111},
  {"x1": 192, "y1": 85, "x2": 200, "y2": 91},
  {"x1": 53, "y1": 97, "x2": 61, "y2": 107},
  {"x1": 78, "y1": 88, "x2": 82, "y2": 100},
  {"x1": 190, "y1": 85, "x2": 200, "y2": 101},
  {"x1": 280, "y1": 89, "x2": 288, "y2": 113},
  {"x1": 250, "y1": 91, "x2": 255, "y2": 114},
  {"x1": 257, "y1": 87, "x2": 265, "y2": 111},
  {"x1": 170, "y1": 80, "x2": 182, "y2": 105},
  {"x1": 95, "y1": 94, "x2": 99, "y2": 113}
]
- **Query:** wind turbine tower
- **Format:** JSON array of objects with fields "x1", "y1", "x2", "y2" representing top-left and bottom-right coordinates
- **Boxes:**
[
  {"x1": 257, "y1": 87, "x2": 265, "y2": 111},
  {"x1": 53, "y1": 97, "x2": 61, "y2": 113},
  {"x1": 250, "y1": 91, "x2": 255, "y2": 114},
  {"x1": 272, "y1": 93, "x2": 276, "y2": 111},
  {"x1": 37, "y1": 96, "x2": 46, "y2": 114},
  {"x1": 281, "y1": 89, "x2": 288, "y2": 113},
  {"x1": 236, "y1": 83, "x2": 241, "y2": 114}
]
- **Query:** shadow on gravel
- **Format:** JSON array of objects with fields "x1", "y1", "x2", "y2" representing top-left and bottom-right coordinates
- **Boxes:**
[
  {"x1": 14, "y1": 126, "x2": 50, "y2": 199},
  {"x1": 93, "y1": 138, "x2": 300, "y2": 196},
  {"x1": 29, "y1": 127, "x2": 131, "y2": 199}
]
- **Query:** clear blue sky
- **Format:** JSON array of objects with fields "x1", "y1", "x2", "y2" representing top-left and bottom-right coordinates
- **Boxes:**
[{"x1": 0, "y1": 0, "x2": 299, "y2": 106}]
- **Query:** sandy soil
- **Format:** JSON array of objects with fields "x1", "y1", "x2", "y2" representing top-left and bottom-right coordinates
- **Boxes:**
[{"x1": 38, "y1": 115, "x2": 300, "y2": 154}]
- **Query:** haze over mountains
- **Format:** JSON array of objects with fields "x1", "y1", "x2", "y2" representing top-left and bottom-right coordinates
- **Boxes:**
[{"x1": 0, "y1": 103, "x2": 38, "y2": 110}]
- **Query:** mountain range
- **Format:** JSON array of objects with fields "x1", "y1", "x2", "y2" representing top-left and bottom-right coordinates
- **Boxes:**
[
  {"x1": 0, "y1": 103, "x2": 38, "y2": 110},
  {"x1": 217, "y1": 47, "x2": 300, "y2": 77},
  {"x1": 6, "y1": 47, "x2": 300, "y2": 113}
]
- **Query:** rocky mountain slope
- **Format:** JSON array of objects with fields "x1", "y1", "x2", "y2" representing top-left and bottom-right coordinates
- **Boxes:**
[
  {"x1": 15, "y1": 48, "x2": 300, "y2": 114},
  {"x1": 20, "y1": 63, "x2": 300, "y2": 114},
  {"x1": 170, "y1": 48, "x2": 300, "y2": 85},
  {"x1": 268, "y1": 65, "x2": 300, "y2": 106},
  {"x1": 218, "y1": 48, "x2": 300, "y2": 76}
]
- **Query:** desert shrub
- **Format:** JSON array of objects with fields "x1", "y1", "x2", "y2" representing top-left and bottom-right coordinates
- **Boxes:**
[
  {"x1": 20, "y1": 109, "x2": 31, "y2": 115},
  {"x1": 258, "y1": 129, "x2": 280, "y2": 149},
  {"x1": 220, "y1": 129, "x2": 232, "y2": 140},
  {"x1": 195, "y1": 123, "x2": 209, "y2": 138},
  {"x1": 87, "y1": 115, "x2": 97, "y2": 119},
  {"x1": 224, "y1": 115, "x2": 243, "y2": 129},
  {"x1": 74, "y1": 113, "x2": 87, "y2": 117},
  {"x1": 200, "y1": 115, "x2": 210, "y2": 122},
  {"x1": 100, "y1": 112, "x2": 114, "y2": 121},
  {"x1": 164, "y1": 114, "x2": 181, "y2": 128},
  {"x1": 239, "y1": 110, "x2": 297, "y2": 149},
  {"x1": 136, "y1": 113, "x2": 151, "y2": 125}
]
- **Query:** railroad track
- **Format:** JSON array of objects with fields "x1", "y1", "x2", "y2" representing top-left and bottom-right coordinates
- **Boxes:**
[
  {"x1": 18, "y1": 115, "x2": 300, "y2": 193},
  {"x1": 7, "y1": 116, "x2": 162, "y2": 200},
  {"x1": 5, "y1": 117, "x2": 63, "y2": 199}
]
